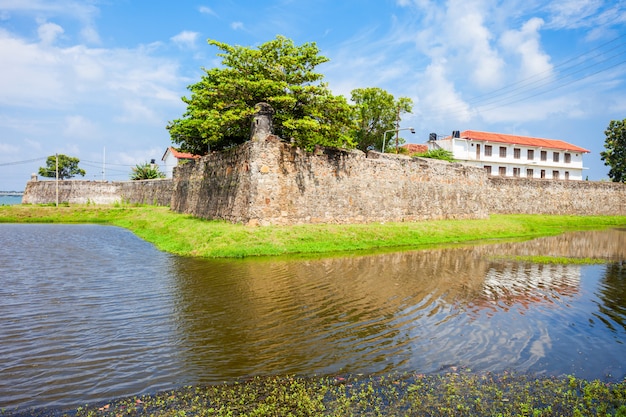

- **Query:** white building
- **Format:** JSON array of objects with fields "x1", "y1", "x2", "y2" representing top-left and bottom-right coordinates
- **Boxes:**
[
  {"x1": 161, "y1": 147, "x2": 201, "y2": 178},
  {"x1": 430, "y1": 130, "x2": 590, "y2": 181}
]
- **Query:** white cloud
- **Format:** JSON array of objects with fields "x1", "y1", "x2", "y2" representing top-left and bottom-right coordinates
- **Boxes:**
[
  {"x1": 0, "y1": 29, "x2": 184, "y2": 109},
  {"x1": 115, "y1": 100, "x2": 159, "y2": 124},
  {"x1": 478, "y1": 95, "x2": 579, "y2": 123},
  {"x1": 443, "y1": 0, "x2": 505, "y2": 89},
  {"x1": 0, "y1": 142, "x2": 20, "y2": 153},
  {"x1": 417, "y1": 59, "x2": 472, "y2": 123},
  {"x1": 37, "y1": 21, "x2": 64, "y2": 44},
  {"x1": 231, "y1": 21, "x2": 244, "y2": 30},
  {"x1": 199, "y1": 6, "x2": 217, "y2": 16},
  {"x1": 171, "y1": 31, "x2": 199, "y2": 49},
  {"x1": 0, "y1": 29, "x2": 66, "y2": 107},
  {"x1": 545, "y1": 0, "x2": 604, "y2": 29},
  {"x1": 2, "y1": 0, "x2": 101, "y2": 44},
  {"x1": 500, "y1": 17, "x2": 553, "y2": 79},
  {"x1": 63, "y1": 115, "x2": 98, "y2": 139}
]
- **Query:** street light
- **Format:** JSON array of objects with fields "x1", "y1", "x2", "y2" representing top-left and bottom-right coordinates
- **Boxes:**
[{"x1": 382, "y1": 127, "x2": 415, "y2": 153}]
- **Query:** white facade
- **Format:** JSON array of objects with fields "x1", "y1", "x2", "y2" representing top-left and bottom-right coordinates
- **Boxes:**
[
  {"x1": 430, "y1": 131, "x2": 589, "y2": 181},
  {"x1": 161, "y1": 147, "x2": 200, "y2": 179}
]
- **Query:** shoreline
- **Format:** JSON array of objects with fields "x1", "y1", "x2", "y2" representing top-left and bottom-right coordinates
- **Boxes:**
[
  {"x1": 1, "y1": 205, "x2": 626, "y2": 258},
  {"x1": 3, "y1": 371, "x2": 626, "y2": 416}
]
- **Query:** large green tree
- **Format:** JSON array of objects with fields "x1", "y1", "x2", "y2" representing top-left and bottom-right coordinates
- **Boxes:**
[
  {"x1": 38, "y1": 154, "x2": 86, "y2": 180},
  {"x1": 600, "y1": 119, "x2": 626, "y2": 183},
  {"x1": 167, "y1": 36, "x2": 354, "y2": 153},
  {"x1": 351, "y1": 87, "x2": 413, "y2": 152}
]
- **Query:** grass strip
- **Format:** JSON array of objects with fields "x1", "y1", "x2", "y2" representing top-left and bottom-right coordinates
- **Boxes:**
[
  {"x1": 4, "y1": 372, "x2": 626, "y2": 417},
  {"x1": 1, "y1": 205, "x2": 625, "y2": 258}
]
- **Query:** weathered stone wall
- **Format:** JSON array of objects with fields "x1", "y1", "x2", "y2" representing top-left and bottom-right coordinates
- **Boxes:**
[
  {"x1": 22, "y1": 138, "x2": 626, "y2": 224},
  {"x1": 486, "y1": 177, "x2": 626, "y2": 215},
  {"x1": 22, "y1": 179, "x2": 173, "y2": 206},
  {"x1": 171, "y1": 136, "x2": 489, "y2": 225},
  {"x1": 170, "y1": 143, "x2": 255, "y2": 222}
]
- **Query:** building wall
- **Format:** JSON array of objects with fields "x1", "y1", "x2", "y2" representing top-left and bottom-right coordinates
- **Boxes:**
[
  {"x1": 433, "y1": 138, "x2": 586, "y2": 180},
  {"x1": 22, "y1": 178, "x2": 173, "y2": 206}
]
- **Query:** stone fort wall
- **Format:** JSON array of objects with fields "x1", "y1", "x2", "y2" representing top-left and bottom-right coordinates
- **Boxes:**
[
  {"x1": 22, "y1": 178, "x2": 173, "y2": 206},
  {"x1": 170, "y1": 136, "x2": 489, "y2": 225},
  {"x1": 22, "y1": 137, "x2": 626, "y2": 224}
]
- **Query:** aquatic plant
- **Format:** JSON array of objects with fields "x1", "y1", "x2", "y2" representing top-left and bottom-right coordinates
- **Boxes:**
[{"x1": 5, "y1": 371, "x2": 625, "y2": 417}]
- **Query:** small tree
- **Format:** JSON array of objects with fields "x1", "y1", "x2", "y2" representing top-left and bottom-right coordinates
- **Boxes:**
[
  {"x1": 130, "y1": 162, "x2": 165, "y2": 180},
  {"x1": 38, "y1": 154, "x2": 86, "y2": 179},
  {"x1": 600, "y1": 119, "x2": 626, "y2": 183},
  {"x1": 350, "y1": 87, "x2": 413, "y2": 152}
]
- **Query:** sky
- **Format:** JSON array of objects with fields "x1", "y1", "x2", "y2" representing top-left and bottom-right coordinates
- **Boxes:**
[{"x1": 1, "y1": 0, "x2": 625, "y2": 191}]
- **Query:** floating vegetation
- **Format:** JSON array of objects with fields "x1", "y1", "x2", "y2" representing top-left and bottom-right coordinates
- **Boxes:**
[{"x1": 4, "y1": 371, "x2": 626, "y2": 417}]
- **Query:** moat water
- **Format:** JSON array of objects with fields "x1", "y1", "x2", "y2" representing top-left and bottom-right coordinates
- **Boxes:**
[{"x1": 1, "y1": 224, "x2": 625, "y2": 411}]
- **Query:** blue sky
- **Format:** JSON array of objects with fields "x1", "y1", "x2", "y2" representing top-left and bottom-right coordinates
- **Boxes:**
[{"x1": 1, "y1": 0, "x2": 625, "y2": 190}]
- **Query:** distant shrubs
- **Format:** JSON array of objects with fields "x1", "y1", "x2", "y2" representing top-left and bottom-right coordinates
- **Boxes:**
[{"x1": 412, "y1": 148, "x2": 455, "y2": 162}]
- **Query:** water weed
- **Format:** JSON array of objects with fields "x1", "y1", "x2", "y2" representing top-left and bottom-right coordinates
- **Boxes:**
[{"x1": 4, "y1": 372, "x2": 625, "y2": 416}]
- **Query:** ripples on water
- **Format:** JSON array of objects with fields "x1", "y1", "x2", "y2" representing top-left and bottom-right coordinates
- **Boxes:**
[{"x1": 0, "y1": 224, "x2": 625, "y2": 410}]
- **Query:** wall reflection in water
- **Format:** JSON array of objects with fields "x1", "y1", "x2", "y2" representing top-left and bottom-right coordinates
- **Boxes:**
[{"x1": 169, "y1": 228, "x2": 626, "y2": 383}]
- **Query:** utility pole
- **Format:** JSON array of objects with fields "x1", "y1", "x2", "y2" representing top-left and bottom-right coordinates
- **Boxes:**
[
  {"x1": 55, "y1": 153, "x2": 59, "y2": 208},
  {"x1": 395, "y1": 105, "x2": 401, "y2": 153}
]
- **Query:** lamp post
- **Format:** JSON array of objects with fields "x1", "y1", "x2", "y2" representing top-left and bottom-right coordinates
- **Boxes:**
[{"x1": 382, "y1": 127, "x2": 415, "y2": 153}]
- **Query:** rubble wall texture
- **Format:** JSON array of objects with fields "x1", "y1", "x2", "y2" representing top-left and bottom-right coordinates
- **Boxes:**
[
  {"x1": 171, "y1": 136, "x2": 489, "y2": 225},
  {"x1": 22, "y1": 179, "x2": 173, "y2": 206},
  {"x1": 23, "y1": 139, "x2": 625, "y2": 224},
  {"x1": 486, "y1": 177, "x2": 626, "y2": 215}
]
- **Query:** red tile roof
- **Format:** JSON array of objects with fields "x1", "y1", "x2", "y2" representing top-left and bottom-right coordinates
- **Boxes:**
[
  {"x1": 402, "y1": 144, "x2": 429, "y2": 154},
  {"x1": 458, "y1": 130, "x2": 590, "y2": 153},
  {"x1": 163, "y1": 147, "x2": 201, "y2": 161}
]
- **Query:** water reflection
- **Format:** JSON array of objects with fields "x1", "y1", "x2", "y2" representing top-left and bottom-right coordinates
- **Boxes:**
[
  {"x1": 169, "y1": 229, "x2": 626, "y2": 384},
  {"x1": 596, "y1": 262, "x2": 626, "y2": 334},
  {"x1": 0, "y1": 225, "x2": 625, "y2": 410}
]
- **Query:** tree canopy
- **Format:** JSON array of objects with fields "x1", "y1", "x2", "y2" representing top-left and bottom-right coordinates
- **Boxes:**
[
  {"x1": 600, "y1": 119, "x2": 626, "y2": 183},
  {"x1": 350, "y1": 87, "x2": 413, "y2": 152},
  {"x1": 167, "y1": 35, "x2": 355, "y2": 153},
  {"x1": 38, "y1": 154, "x2": 85, "y2": 180}
]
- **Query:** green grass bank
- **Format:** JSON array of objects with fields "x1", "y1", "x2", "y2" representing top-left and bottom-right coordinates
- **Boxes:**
[{"x1": 1, "y1": 205, "x2": 625, "y2": 258}]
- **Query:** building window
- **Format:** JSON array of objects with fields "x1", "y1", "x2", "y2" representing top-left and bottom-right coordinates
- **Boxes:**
[
  {"x1": 553, "y1": 152, "x2": 559, "y2": 162},
  {"x1": 514, "y1": 148, "x2": 521, "y2": 159},
  {"x1": 553, "y1": 170, "x2": 560, "y2": 179},
  {"x1": 526, "y1": 169, "x2": 534, "y2": 178},
  {"x1": 565, "y1": 171, "x2": 569, "y2": 180},
  {"x1": 541, "y1": 151, "x2": 547, "y2": 161},
  {"x1": 513, "y1": 167, "x2": 520, "y2": 177},
  {"x1": 484, "y1": 165, "x2": 492, "y2": 175},
  {"x1": 499, "y1": 166, "x2": 506, "y2": 176},
  {"x1": 499, "y1": 147, "x2": 507, "y2": 158},
  {"x1": 541, "y1": 169, "x2": 546, "y2": 179},
  {"x1": 564, "y1": 153, "x2": 571, "y2": 163},
  {"x1": 527, "y1": 149, "x2": 534, "y2": 160},
  {"x1": 485, "y1": 145, "x2": 492, "y2": 156}
]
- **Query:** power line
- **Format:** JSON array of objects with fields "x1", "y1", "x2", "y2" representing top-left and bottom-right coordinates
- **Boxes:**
[
  {"x1": 0, "y1": 157, "x2": 47, "y2": 167},
  {"x1": 420, "y1": 32, "x2": 626, "y2": 119}
]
